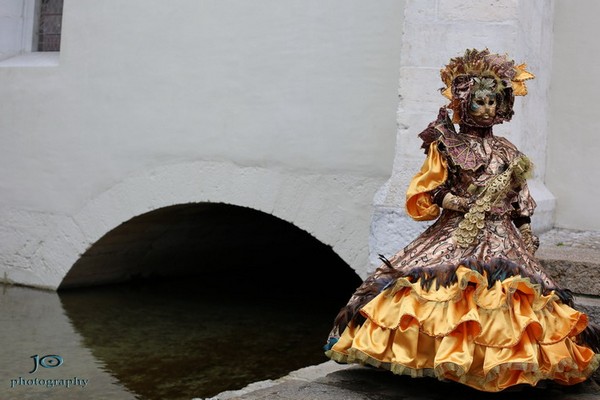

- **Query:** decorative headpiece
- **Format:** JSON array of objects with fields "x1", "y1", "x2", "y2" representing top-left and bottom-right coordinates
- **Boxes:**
[{"x1": 440, "y1": 48, "x2": 534, "y2": 125}]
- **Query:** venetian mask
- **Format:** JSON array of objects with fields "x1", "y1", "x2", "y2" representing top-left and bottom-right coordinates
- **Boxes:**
[
  {"x1": 468, "y1": 92, "x2": 497, "y2": 126},
  {"x1": 467, "y1": 77, "x2": 497, "y2": 126}
]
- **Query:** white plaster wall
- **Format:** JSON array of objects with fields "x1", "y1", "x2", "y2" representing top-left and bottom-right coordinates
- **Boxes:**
[
  {"x1": 0, "y1": 1, "x2": 23, "y2": 60},
  {"x1": 0, "y1": 0, "x2": 26, "y2": 60},
  {"x1": 370, "y1": 0, "x2": 556, "y2": 270},
  {"x1": 0, "y1": 0, "x2": 36, "y2": 60},
  {"x1": 0, "y1": 0, "x2": 405, "y2": 289},
  {"x1": 548, "y1": 0, "x2": 600, "y2": 230}
]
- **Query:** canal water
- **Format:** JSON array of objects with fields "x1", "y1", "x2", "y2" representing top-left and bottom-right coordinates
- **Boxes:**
[{"x1": 1, "y1": 277, "x2": 356, "y2": 400}]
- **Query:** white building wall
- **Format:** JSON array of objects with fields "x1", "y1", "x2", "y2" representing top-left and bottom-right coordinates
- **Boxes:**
[
  {"x1": 2, "y1": 0, "x2": 596, "y2": 290},
  {"x1": 548, "y1": 0, "x2": 600, "y2": 231},
  {"x1": 0, "y1": 0, "x2": 405, "y2": 289}
]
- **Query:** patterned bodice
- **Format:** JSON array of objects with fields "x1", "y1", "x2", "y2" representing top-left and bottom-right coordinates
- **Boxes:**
[{"x1": 438, "y1": 127, "x2": 536, "y2": 218}]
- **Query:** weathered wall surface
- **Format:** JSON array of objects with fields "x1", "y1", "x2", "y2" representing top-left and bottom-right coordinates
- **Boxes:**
[{"x1": 0, "y1": 0, "x2": 405, "y2": 288}]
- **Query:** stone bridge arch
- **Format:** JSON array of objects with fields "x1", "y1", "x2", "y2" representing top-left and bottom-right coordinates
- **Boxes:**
[{"x1": 22, "y1": 160, "x2": 382, "y2": 290}]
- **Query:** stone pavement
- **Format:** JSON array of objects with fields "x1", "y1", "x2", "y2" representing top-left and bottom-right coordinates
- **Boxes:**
[
  {"x1": 538, "y1": 228, "x2": 600, "y2": 251},
  {"x1": 203, "y1": 361, "x2": 600, "y2": 400},
  {"x1": 201, "y1": 228, "x2": 600, "y2": 400}
]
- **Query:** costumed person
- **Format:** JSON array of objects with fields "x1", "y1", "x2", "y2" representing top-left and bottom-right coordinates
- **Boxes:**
[{"x1": 323, "y1": 48, "x2": 600, "y2": 392}]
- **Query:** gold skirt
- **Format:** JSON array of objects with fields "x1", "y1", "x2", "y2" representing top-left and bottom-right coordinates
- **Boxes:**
[{"x1": 326, "y1": 266, "x2": 600, "y2": 392}]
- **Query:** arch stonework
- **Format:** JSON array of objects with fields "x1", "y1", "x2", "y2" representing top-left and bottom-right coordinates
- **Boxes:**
[{"x1": 3, "y1": 161, "x2": 384, "y2": 290}]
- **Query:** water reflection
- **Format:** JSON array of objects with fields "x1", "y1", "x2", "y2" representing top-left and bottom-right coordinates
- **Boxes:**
[
  {"x1": 1, "y1": 276, "x2": 354, "y2": 399},
  {"x1": 59, "y1": 278, "x2": 344, "y2": 399},
  {"x1": 0, "y1": 284, "x2": 137, "y2": 400}
]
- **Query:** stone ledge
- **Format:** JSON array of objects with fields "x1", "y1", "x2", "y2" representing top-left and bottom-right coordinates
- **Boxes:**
[
  {"x1": 536, "y1": 229, "x2": 600, "y2": 341},
  {"x1": 575, "y1": 296, "x2": 600, "y2": 325},
  {"x1": 537, "y1": 247, "x2": 600, "y2": 297},
  {"x1": 537, "y1": 228, "x2": 600, "y2": 298}
]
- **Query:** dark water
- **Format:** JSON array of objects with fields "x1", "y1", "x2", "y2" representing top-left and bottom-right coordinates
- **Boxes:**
[
  {"x1": 1, "y1": 276, "x2": 356, "y2": 400},
  {"x1": 58, "y1": 278, "x2": 344, "y2": 399}
]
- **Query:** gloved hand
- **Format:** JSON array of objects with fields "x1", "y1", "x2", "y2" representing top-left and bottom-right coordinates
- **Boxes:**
[
  {"x1": 518, "y1": 223, "x2": 540, "y2": 255},
  {"x1": 441, "y1": 192, "x2": 472, "y2": 213}
]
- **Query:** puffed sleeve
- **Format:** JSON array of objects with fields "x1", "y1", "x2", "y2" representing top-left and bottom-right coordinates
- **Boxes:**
[{"x1": 405, "y1": 141, "x2": 448, "y2": 221}]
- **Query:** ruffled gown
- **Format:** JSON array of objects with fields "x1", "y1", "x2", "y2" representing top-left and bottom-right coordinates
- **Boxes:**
[{"x1": 324, "y1": 115, "x2": 600, "y2": 392}]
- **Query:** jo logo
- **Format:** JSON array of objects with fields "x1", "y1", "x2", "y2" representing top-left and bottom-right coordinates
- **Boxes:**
[{"x1": 29, "y1": 354, "x2": 63, "y2": 374}]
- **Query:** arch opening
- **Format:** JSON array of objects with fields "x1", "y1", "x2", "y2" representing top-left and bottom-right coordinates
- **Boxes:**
[
  {"x1": 59, "y1": 202, "x2": 360, "y2": 295},
  {"x1": 57, "y1": 202, "x2": 361, "y2": 398}
]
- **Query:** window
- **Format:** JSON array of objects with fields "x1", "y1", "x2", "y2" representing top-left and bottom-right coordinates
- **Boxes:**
[
  {"x1": 0, "y1": 0, "x2": 62, "y2": 65},
  {"x1": 36, "y1": 0, "x2": 63, "y2": 51}
]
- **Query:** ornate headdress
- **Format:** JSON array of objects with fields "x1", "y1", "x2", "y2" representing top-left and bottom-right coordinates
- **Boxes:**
[{"x1": 440, "y1": 48, "x2": 534, "y2": 125}]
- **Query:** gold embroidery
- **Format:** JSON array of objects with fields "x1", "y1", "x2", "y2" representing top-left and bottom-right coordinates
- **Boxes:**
[{"x1": 454, "y1": 155, "x2": 532, "y2": 248}]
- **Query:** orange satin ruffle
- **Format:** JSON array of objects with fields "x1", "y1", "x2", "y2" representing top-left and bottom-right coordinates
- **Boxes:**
[
  {"x1": 405, "y1": 142, "x2": 448, "y2": 221},
  {"x1": 327, "y1": 266, "x2": 600, "y2": 392}
]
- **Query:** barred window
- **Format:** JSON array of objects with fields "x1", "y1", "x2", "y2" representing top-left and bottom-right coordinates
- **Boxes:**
[{"x1": 36, "y1": 0, "x2": 63, "y2": 52}]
